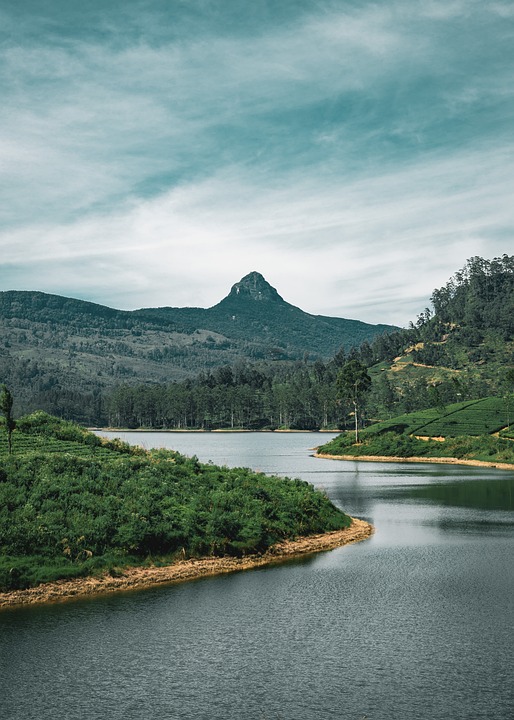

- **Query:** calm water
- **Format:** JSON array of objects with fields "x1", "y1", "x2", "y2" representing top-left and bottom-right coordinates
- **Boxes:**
[{"x1": 1, "y1": 432, "x2": 513, "y2": 720}]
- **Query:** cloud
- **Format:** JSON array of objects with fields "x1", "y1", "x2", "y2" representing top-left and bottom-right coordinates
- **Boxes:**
[
  {"x1": 1, "y1": 138, "x2": 512, "y2": 324},
  {"x1": 0, "y1": 0, "x2": 513, "y2": 326},
  {"x1": 0, "y1": 1, "x2": 470, "y2": 223}
]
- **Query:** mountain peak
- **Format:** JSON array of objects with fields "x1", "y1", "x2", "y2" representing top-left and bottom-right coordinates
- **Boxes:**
[{"x1": 227, "y1": 272, "x2": 284, "y2": 303}]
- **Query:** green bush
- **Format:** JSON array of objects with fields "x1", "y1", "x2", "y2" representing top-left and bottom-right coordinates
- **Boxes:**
[
  {"x1": 0, "y1": 413, "x2": 351, "y2": 591},
  {"x1": 319, "y1": 429, "x2": 514, "y2": 464}
]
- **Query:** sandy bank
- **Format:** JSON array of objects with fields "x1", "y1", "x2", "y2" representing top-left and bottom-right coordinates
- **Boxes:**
[
  {"x1": 0, "y1": 518, "x2": 373, "y2": 610},
  {"x1": 314, "y1": 452, "x2": 514, "y2": 471}
]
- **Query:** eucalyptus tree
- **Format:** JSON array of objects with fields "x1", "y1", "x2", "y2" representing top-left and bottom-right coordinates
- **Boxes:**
[{"x1": 336, "y1": 360, "x2": 372, "y2": 443}]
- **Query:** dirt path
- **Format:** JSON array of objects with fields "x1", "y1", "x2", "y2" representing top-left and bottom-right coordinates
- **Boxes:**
[
  {"x1": 314, "y1": 452, "x2": 514, "y2": 470},
  {"x1": 0, "y1": 518, "x2": 373, "y2": 610}
]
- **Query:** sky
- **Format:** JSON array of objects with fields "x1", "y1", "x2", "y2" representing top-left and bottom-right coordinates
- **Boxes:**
[{"x1": 1, "y1": 0, "x2": 513, "y2": 326}]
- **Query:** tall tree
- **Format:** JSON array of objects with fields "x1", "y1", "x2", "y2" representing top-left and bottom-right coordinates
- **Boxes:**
[
  {"x1": 505, "y1": 368, "x2": 514, "y2": 430},
  {"x1": 0, "y1": 384, "x2": 15, "y2": 454},
  {"x1": 336, "y1": 360, "x2": 372, "y2": 443}
]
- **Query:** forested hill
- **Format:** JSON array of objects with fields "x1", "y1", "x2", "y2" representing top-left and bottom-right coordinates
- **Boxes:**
[
  {"x1": 136, "y1": 272, "x2": 393, "y2": 355},
  {"x1": 406, "y1": 255, "x2": 514, "y2": 368},
  {"x1": 429, "y1": 255, "x2": 514, "y2": 339},
  {"x1": 104, "y1": 256, "x2": 514, "y2": 431},
  {"x1": 0, "y1": 272, "x2": 395, "y2": 417}
]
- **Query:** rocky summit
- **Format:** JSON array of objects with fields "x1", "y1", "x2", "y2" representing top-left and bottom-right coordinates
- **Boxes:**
[{"x1": 224, "y1": 272, "x2": 284, "y2": 303}]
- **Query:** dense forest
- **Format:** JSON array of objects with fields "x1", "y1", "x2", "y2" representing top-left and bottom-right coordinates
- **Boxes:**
[
  {"x1": 103, "y1": 256, "x2": 514, "y2": 430},
  {"x1": 1, "y1": 257, "x2": 513, "y2": 429}
]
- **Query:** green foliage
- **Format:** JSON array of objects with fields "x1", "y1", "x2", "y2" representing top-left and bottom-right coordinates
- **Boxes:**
[
  {"x1": 328, "y1": 395, "x2": 512, "y2": 439},
  {"x1": 320, "y1": 431, "x2": 426, "y2": 458},
  {"x1": 431, "y1": 255, "x2": 514, "y2": 339},
  {"x1": 336, "y1": 360, "x2": 372, "y2": 441},
  {"x1": 336, "y1": 360, "x2": 372, "y2": 405},
  {"x1": 0, "y1": 385, "x2": 15, "y2": 454},
  {"x1": 417, "y1": 396, "x2": 512, "y2": 436},
  {"x1": 16, "y1": 411, "x2": 98, "y2": 444},
  {"x1": 320, "y1": 429, "x2": 514, "y2": 464},
  {"x1": 105, "y1": 361, "x2": 345, "y2": 431},
  {"x1": 0, "y1": 414, "x2": 350, "y2": 591},
  {"x1": 319, "y1": 393, "x2": 514, "y2": 465}
]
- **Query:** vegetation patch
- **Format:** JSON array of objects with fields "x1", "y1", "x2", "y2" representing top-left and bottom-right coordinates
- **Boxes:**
[
  {"x1": 416, "y1": 396, "x2": 512, "y2": 437},
  {"x1": 318, "y1": 393, "x2": 514, "y2": 466},
  {"x1": 318, "y1": 430, "x2": 514, "y2": 465},
  {"x1": 0, "y1": 414, "x2": 350, "y2": 592},
  {"x1": 342, "y1": 396, "x2": 513, "y2": 440}
]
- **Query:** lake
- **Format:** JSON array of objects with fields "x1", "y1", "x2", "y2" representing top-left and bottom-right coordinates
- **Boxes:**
[{"x1": 1, "y1": 431, "x2": 513, "y2": 720}]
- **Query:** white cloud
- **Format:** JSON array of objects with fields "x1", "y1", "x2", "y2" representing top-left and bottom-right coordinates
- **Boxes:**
[
  {"x1": 0, "y1": 2, "x2": 444, "y2": 226},
  {"x1": 1, "y1": 140, "x2": 512, "y2": 324},
  {"x1": 0, "y1": 0, "x2": 512, "y2": 327}
]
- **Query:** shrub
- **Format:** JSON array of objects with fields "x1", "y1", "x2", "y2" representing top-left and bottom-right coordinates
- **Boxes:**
[{"x1": 0, "y1": 413, "x2": 351, "y2": 590}]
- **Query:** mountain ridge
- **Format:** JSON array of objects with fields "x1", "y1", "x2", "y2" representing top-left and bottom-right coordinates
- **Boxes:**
[{"x1": 0, "y1": 272, "x2": 397, "y2": 418}]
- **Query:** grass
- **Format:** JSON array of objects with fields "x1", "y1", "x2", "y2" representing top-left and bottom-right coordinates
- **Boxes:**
[
  {"x1": 318, "y1": 394, "x2": 514, "y2": 465},
  {"x1": 361, "y1": 396, "x2": 513, "y2": 438}
]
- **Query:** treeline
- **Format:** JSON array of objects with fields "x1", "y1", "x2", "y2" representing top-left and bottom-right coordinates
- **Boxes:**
[
  {"x1": 430, "y1": 255, "x2": 514, "y2": 338},
  {"x1": 104, "y1": 343, "x2": 416, "y2": 430},
  {"x1": 106, "y1": 359, "x2": 344, "y2": 430},
  {"x1": 104, "y1": 344, "x2": 493, "y2": 431}
]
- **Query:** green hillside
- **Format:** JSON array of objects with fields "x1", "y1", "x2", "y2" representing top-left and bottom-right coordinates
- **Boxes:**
[
  {"x1": 0, "y1": 272, "x2": 395, "y2": 420},
  {"x1": 0, "y1": 413, "x2": 350, "y2": 592},
  {"x1": 361, "y1": 396, "x2": 513, "y2": 438},
  {"x1": 318, "y1": 394, "x2": 514, "y2": 465},
  {"x1": 331, "y1": 255, "x2": 514, "y2": 428}
]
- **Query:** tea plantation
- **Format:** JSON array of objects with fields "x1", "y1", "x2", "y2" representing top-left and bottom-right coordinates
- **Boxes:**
[
  {"x1": 319, "y1": 395, "x2": 514, "y2": 464},
  {"x1": 0, "y1": 412, "x2": 350, "y2": 591}
]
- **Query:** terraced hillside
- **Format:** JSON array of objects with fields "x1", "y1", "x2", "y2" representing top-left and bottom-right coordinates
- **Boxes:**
[
  {"x1": 317, "y1": 395, "x2": 514, "y2": 466},
  {"x1": 362, "y1": 396, "x2": 513, "y2": 438}
]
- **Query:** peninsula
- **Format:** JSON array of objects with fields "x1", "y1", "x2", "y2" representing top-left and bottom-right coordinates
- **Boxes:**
[
  {"x1": 0, "y1": 518, "x2": 373, "y2": 609},
  {"x1": 315, "y1": 396, "x2": 514, "y2": 469},
  {"x1": 0, "y1": 412, "x2": 372, "y2": 608}
]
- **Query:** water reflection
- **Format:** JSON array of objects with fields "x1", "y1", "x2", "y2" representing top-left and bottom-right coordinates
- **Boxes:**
[
  {"x1": 2, "y1": 431, "x2": 507, "y2": 720},
  {"x1": 392, "y1": 476, "x2": 514, "y2": 511}
]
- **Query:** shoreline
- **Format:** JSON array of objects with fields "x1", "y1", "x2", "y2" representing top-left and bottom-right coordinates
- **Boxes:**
[
  {"x1": 0, "y1": 518, "x2": 373, "y2": 610},
  {"x1": 314, "y1": 452, "x2": 514, "y2": 470},
  {"x1": 93, "y1": 428, "x2": 341, "y2": 434}
]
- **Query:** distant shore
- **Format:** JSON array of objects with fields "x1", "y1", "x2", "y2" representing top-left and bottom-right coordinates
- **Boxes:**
[
  {"x1": 0, "y1": 518, "x2": 373, "y2": 610},
  {"x1": 92, "y1": 427, "x2": 340, "y2": 433},
  {"x1": 314, "y1": 452, "x2": 514, "y2": 471}
]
